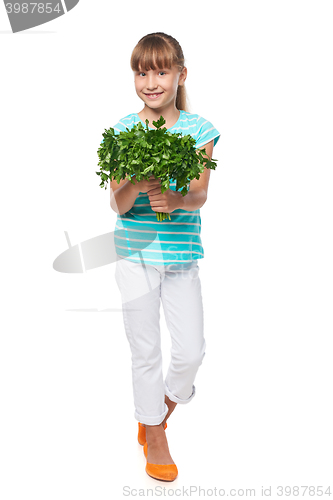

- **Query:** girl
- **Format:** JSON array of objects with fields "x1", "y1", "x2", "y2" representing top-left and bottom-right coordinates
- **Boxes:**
[{"x1": 110, "y1": 32, "x2": 220, "y2": 481}]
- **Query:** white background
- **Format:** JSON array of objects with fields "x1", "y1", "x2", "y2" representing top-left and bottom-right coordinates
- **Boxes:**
[{"x1": 1, "y1": 0, "x2": 332, "y2": 497}]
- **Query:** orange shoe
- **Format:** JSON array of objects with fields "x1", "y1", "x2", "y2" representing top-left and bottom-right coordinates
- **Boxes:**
[
  {"x1": 143, "y1": 441, "x2": 178, "y2": 481},
  {"x1": 138, "y1": 421, "x2": 167, "y2": 446}
]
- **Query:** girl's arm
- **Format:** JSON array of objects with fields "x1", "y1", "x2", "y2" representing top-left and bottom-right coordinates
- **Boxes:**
[
  {"x1": 110, "y1": 176, "x2": 160, "y2": 215},
  {"x1": 110, "y1": 178, "x2": 139, "y2": 215},
  {"x1": 179, "y1": 139, "x2": 214, "y2": 211}
]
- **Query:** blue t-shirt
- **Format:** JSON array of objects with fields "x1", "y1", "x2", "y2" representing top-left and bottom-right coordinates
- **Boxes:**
[{"x1": 107, "y1": 110, "x2": 220, "y2": 265}]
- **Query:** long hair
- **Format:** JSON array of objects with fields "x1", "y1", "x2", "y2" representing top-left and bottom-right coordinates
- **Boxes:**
[{"x1": 130, "y1": 32, "x2": 189, "y2": 112}]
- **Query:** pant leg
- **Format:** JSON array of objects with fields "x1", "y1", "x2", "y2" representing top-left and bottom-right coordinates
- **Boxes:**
[
  {"x1": 115, "y1": 258, "x2": 169, "y2": 425},
  {"x1": 160, "y1": 261, "x2": 206, "y2": 404}
]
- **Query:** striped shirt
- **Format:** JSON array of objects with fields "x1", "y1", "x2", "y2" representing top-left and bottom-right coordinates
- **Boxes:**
[{"x1": 109, "y1": 110, "x2": 220, "y2": 265}]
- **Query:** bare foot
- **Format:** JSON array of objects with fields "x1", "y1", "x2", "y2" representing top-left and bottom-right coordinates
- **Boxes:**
[
  {"x1": 145, "y1": 424, "x2": 175, "y2": 465},
  {"x1": 141, "y1": 395, "x2": 177, "y2": 429}
]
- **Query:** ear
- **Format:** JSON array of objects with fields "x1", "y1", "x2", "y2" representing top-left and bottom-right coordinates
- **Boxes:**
[{"x1": 178, "y1": 66, "x2": 187, "y2": 86}]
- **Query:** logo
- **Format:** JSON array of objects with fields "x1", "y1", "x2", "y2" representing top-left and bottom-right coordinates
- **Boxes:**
[
  {"x1": 53, "y1": 229, "x2": 160, "y2": 310},
  {"x1": 3, "y1": 0, "x2": 80, "y2": 33},
  {"x1": 53, "y1": 230, "x2": 158, "y2": 273}
]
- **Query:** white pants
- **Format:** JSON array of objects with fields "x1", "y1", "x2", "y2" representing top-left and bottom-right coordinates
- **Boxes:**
[{"x1": 115, "y1": 258, "x2": 206, "y2": 425}]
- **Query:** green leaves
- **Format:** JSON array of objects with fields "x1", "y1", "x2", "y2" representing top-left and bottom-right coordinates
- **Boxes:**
[
  {"x1": 152, "y1": 116, "x2": 166, "y2": 129},
  {"x1": 96, "y1": 115, "x2": 218, "y2": 205}
]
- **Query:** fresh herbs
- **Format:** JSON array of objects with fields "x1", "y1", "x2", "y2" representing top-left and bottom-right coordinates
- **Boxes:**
[{"x1": 96, "y1": 116, "x2": 218, "y2": 221}]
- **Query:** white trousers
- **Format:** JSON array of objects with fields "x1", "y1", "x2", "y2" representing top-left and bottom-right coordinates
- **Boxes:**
[{"x1": 115, "y1": 258, "x2": 206, "y2": 425}]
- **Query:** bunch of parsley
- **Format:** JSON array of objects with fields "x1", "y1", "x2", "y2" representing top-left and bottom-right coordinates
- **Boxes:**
[{"x1": 96, "y1": 116, "x2": 218, "y2": 221}]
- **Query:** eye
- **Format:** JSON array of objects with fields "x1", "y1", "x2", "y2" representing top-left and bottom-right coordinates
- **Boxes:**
[
  {"x1": 159, "y1": 71, "x2": 166, "y2": 76},
  {"x1": 139, "y1": 72, "x2": 146, "y2": 77}
]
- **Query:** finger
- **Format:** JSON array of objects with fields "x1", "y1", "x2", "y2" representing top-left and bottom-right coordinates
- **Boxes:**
[
  {"x1": 150, "y1": 200, "x2": 166, "y2": 208},
  {"x1": 147, "y1": 187, "x2": 162, "y2": 196},
  {"x1": 149, "y1": 197, "x2": 164, "y2": 205},
  {"x1": 147, "y1": 188, "x2": 162, "y2": 196},
  {"x1": 150, "y1": 206, "x2": 167, "y2": 212}
]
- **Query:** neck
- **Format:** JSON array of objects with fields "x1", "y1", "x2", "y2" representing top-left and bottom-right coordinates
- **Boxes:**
[{"x1": 139, "y1": 103, "x2": 180, "y2": 129}]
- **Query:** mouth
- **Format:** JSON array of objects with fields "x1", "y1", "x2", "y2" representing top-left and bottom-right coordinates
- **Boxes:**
[{"x1": 144, "y1": 92, "x2": 163, "y2": 99}]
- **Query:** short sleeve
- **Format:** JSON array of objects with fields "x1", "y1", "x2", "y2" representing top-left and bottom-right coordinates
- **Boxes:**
[
  {"x1": 194, "y1": 117, "x2": 220, "y2": 149},
  {"x1": 113, "y1": 119, "x2": 129, "y2": 135}
]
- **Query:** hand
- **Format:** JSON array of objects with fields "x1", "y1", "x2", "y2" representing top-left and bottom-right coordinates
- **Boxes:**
[
  {"x1": 133, "y1": 175, "x2": 161, "y2": 194},
  {"x1": 147, "y1": 187, "x2": 183, "y2": 213}
]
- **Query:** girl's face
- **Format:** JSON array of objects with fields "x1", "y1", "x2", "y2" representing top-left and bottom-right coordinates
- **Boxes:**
[{"x1": 134, "y1": 64, "x2": 187, "y2": 111}]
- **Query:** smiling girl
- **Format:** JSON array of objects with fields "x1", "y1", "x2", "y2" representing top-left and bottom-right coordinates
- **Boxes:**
[{"x1": 110, "y1": 32, "x2": 220, "y2": 481}]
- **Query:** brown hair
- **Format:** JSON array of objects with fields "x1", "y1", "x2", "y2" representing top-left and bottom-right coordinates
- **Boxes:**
[{"x1": 130, "y1": 32, "x2": 189, "y2": 112}]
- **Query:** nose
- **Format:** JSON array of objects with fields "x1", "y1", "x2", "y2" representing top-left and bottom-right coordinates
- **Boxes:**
[{"x1": 146, "y1": 73, "x2": 158, "y2": 91}]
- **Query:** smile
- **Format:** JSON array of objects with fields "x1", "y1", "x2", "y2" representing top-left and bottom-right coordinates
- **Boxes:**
[{"x1": 144, "y1": 93, "x2": 163, "y2": 99}]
